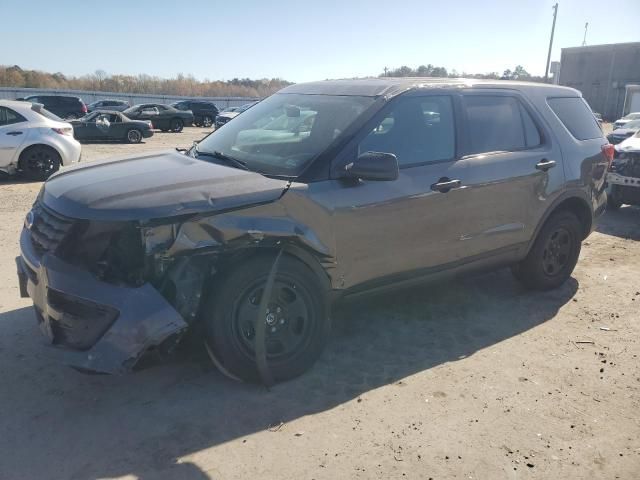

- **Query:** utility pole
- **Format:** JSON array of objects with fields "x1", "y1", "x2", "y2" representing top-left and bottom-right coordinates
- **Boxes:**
[
  {"x1": 582, "y1": 22, "x2": 589, "y2": 46},
  {"x1": 544, "y1": 3, "x2": 559, "y2": 82}
]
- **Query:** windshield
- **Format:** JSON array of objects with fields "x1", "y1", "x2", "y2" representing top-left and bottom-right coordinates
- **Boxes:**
[
  {"x1": 195, "y1": 93, "x2": 374, "y2": 176},
  {"x1": 624, "y1": 113, "x2": 640, "y2": 120},
  {"x1": 623, "y1": 119, "x2": 640, "y2": 129}
]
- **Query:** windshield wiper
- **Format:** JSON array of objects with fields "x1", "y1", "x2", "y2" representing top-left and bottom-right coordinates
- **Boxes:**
[{"x1": 194, "y1": 148, "x2": 249, "y2": 171}]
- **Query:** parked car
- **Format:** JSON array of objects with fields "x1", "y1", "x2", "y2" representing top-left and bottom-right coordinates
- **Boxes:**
[
  {"x1": 613, "y1": 112, "x2": 640, "y2": 130},
  {"x1": 86, "y1": 99, "x2": 130, "y2": 113},
  {"x1": 16, "y1": 79, "x2": 610, "y2": 382},
  {"x1": 607, "y1": 119, "x2": 640, "y2": 145},
  {"x1": 214, "y1": 101, "x2": 258, "y2": 128},
  {"x1": 171, "y1": 100, "x2": 218, "y2": 127},
  {"x1": 123, "y1": 104, "x2": 194, "y2": 132},
  {"x1": 607, "y1": 132, "x2": 640, "y2": 209},
  {"x1": 18, "y1": 95, "x2": 87, "y2": 120},
  {"x1": 592, "y1": 111, "x2": 603, "y2": 127},
  {"x1": 71, "y1": 111, "x2": 154, "y2": 143},
  {"x1": 0, "y1": 100, "x2": 81, "y2": 180}
]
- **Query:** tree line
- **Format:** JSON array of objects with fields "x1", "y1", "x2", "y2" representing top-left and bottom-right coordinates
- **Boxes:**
[
  {"x1": 0, "y1": 65, "x2": 292, "y2": 98},
  {"x1": 381, "y1": 64, "x2": 544, "y2": 81}
]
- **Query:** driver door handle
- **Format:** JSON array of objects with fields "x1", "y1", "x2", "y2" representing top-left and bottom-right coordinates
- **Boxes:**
[
  {"x1": 431, "y1": 178, "x2": 462, "y2": 193},
  {"x1": 535, "y1": 159, "x2": 556, "y2": 171},
  {"x1": 6, "y1": 131, "x2": 23, "y2": 136}
]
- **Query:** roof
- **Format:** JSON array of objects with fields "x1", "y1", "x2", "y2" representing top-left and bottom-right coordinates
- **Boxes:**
[
  {"x1": 562, "y1": 41, "x2": 640, "y2": 53},
  {"x1": 0, "y1": 99, "x2": 33, "y2": 109},
  {"x1": 278, "y1": 78, "x2": 578, "y2": 98}
]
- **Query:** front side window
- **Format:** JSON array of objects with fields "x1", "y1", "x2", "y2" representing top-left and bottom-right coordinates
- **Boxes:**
[
  {"x1": 195, "y1": 93, "x2": 375, "y2": 177},
  {"x1": 359, "y1": 95, "x2": 455, "y2": 166}
]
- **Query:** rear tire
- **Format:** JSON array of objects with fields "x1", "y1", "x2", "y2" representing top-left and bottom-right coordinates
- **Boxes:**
[
  {"x1": 126, "y1": 129, "x2": 143, "y2": 144},
  {"x1": 202, "y1": 115, "x2": 213, "y2": 127},
  {"x1": 19, "y1": 145, "x2": 61, "y2": 181},
  {"x1": 512, "y1": 211, "x2": 582, "y2": 291},
  {"x1": 202, "y1": 255, "x2": 330, "y2": 383},
  {"x1": 170, "y1": 118, "x2": 184, "y2": 133}
]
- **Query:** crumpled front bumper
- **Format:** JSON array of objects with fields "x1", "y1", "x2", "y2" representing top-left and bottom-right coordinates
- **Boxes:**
[{"x1": 17, "y1": 227, "x2": 188, "y2": 374}]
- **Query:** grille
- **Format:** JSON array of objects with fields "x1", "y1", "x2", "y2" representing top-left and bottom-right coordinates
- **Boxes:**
[{"x1": 29, "y1": 203, "x2": 76, "y2": 255}]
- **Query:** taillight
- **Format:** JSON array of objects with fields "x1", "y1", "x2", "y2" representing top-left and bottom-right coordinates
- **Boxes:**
[
  {"x1": 149, "y1": 122, "x2": 154, "y2": 129},
  {"x1": 81, "y1": 104, "x2": 87, "y2": 113},
  {"x1": 602, "y1": 143, "x2": 615, "y2": 166},
  {"x1": 52, "y1": 127, "x2": 73, "y2": 136}
]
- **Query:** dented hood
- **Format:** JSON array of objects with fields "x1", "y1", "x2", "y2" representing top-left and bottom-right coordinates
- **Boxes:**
[{"x1": 41, "y1": 150, "x2": 290, "y2": 221}]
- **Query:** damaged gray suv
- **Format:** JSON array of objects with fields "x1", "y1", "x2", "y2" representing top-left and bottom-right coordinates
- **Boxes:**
[{"x1": 17, "y1": 79, "x2": 611, "y2": 382}]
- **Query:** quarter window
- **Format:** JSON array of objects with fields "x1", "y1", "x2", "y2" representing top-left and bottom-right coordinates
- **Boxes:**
[
  {"x1": 0, "y1": 107, "x2": 27, "y2": 126},
  {"x1": 547, "y1": 97, "x2": 602, "y2": 140},
  {"x1": 359, "y1": 96, "x2": 455, "y2": 167}
]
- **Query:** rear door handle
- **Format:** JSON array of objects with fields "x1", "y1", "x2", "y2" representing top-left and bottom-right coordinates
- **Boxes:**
[
  {"x1": 535, "y1": 159, "x2": 556, "y2": 171},
  {"x1": 6, "y1": 131, "x2": 23, "y2": 136},
  {"x1": 431, "y1": 178, "x2": 462, "y2": 193}
]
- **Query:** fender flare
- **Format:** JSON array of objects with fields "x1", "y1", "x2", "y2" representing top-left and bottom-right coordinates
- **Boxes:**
[{"x1": 525, "y1": 190, "x2": 593, "y2": 255}]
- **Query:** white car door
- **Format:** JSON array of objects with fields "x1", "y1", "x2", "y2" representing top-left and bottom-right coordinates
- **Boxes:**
[{"x1": 0, "y1": 107, "x2": 29, "y2": 168}]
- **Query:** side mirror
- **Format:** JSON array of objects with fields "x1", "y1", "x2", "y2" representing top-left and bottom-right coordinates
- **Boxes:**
[{"x1": 345, "y1": 151, "x2": 399, "y2": 181}]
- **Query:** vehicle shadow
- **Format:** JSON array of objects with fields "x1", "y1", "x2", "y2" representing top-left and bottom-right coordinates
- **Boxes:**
[
  {"x1": 0, "y1": 270, "x2": 577, "y2": 479},
  {"x1": 596, "y1": 206, "x2": 640, "y2": 240}
]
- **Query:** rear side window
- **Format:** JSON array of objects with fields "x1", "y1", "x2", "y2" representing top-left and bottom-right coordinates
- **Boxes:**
[
  {"x1": 547, "y1": 97, "x2": 602, "y2": 140},
  {"x1": 464, "y1": 96, "x2": 536, "y2": 154}
]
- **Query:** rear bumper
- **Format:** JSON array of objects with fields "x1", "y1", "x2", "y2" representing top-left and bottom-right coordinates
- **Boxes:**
[
  {"x1": 143, "y1": 129, "x2": 154, "y2": 138},
  {"x1": 17, "y1": 227, "x2": 187, "y2": 374}
]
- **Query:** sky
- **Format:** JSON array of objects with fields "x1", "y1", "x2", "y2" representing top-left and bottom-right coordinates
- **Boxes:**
[{"x1": 2, "y1": 0, "x2": 639, "y2": 82}]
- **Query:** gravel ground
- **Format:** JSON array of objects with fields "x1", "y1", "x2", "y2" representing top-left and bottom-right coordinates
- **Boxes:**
[{"x1": 0, "y1": 126, "x2": 639, "y2": 480}]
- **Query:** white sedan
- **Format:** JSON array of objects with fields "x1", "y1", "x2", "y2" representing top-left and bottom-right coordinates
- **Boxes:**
[{"x1": 0, "y1": 100, "x2": 82, "y2": 180}]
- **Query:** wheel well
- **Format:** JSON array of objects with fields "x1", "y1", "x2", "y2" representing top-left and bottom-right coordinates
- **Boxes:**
[
  {"x1": 18, "y1": 144, "x2": 61, "y2": 167},
  {"x1": 214, "y1": 246, "x2": 331, "y2": 291},
  {"x1": 552, "y1": 197, "x2": 592, "y2": 239}
]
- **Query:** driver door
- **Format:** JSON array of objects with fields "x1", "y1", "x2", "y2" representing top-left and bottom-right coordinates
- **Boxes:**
[{"x1": 328, "y1": 93, "x2": 470, "y2": 289}]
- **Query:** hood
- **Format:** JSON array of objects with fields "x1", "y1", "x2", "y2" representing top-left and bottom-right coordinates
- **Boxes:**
[
  {"x1": 615, "y1": 135, "x2": 640, "y2": 153},
  {"x1": 41, "y1": 150, "x2": 290, "y2": 221}
]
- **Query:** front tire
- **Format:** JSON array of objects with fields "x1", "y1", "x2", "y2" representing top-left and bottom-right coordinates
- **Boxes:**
[
  {"x1": 19, "y1": 145, "x2": 61, "y2": 181},
  {"x1": 512, "y1": 211, "x2": 582, "y2": 291},
  {"x1": 203, "y1": 255, "x2": 330, "y2": 383},
  {"x1": 170, "y1": 118, "x2": 184, "y2": 133}
]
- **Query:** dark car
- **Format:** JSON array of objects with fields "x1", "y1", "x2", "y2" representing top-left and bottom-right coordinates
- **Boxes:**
[
  {"x1": 172, "y1": 100, "x2": 218, "y2": 127},
  {"x1": 214, "y1": 101, "x2": 258, "y2": 128},
  {"x1": 71, "y1": 111, "x2": 153, "y2": 143},
  {"x1": 86, "y1": 99, "x2": 130, "y2": 113},
  {"x1": 19, "y1": 95, "x2": 87, "y2": 120},
  {"x1": 123, "y1": 103, "x2": 194, "y2": 132},
  {"x1": 607, "y1": 119, "x2": 640, "y2": 145},
  {"x1": 16, "y1": 79, "x2": 610, "y2": 383}
]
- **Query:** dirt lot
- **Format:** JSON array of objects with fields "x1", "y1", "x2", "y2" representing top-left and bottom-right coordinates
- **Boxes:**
[{"x1": 1, "y1": 127, "x2": 639, "y2": 479}]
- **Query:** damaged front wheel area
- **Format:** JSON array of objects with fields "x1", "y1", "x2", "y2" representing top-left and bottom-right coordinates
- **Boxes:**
[{"x1": 203, "y1": 255, "x2": 330, "y2": 383}]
